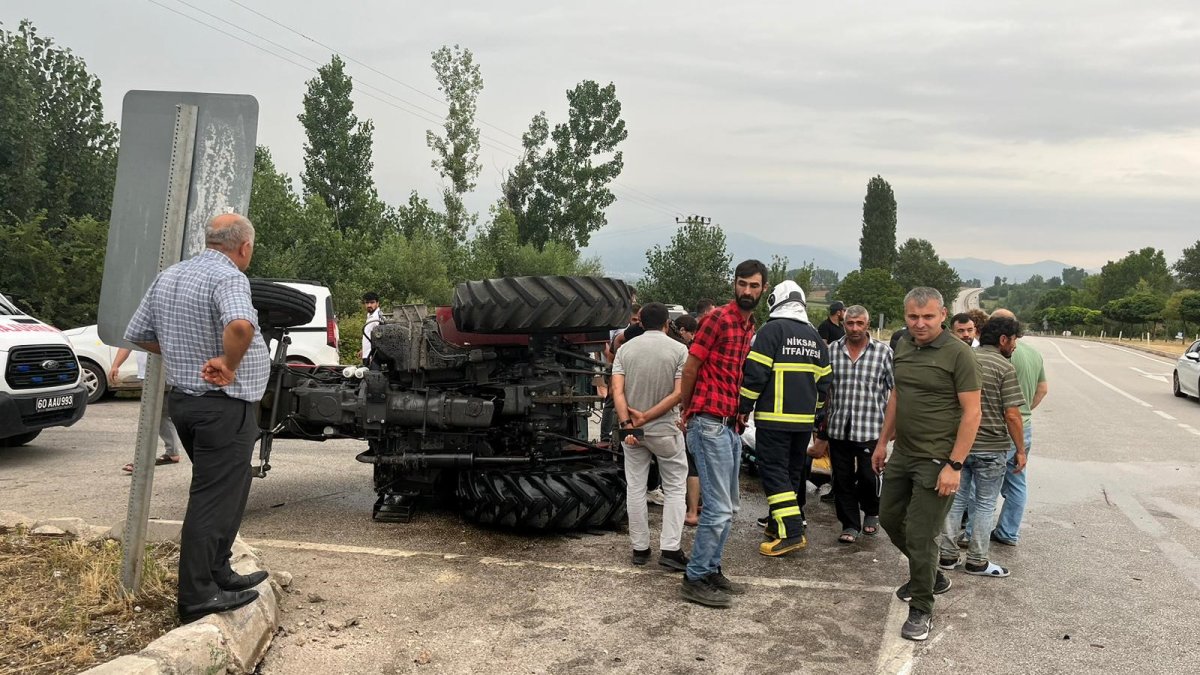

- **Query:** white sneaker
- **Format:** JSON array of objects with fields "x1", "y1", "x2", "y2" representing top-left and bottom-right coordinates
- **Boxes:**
[{"x1": 646, "y1": 488, "x2": 665, "y2": 505}]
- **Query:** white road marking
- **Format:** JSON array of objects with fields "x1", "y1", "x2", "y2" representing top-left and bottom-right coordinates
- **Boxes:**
[
  {"x1": 1131, "y1": 367, "x2": 1169, "y2": 383},
  {"x1": 249, "y1": 538, "x2": 896, "y2": 593},
  {"x1": 1112, "y1": 492, "x2": 1200, "y2": 592},
  {"x1": 1101, "y1": 342, "x2": 1177, "y2": 365},
  {"x1": 874, "y1": 594, "x2": 915, "y2": 675},
  {"x1": 1049, "y1": 341, "x2": 1152, "y2": 408},
  {"x1": 1154, "y1": 410, "x2": 1177, "y2": 420}
]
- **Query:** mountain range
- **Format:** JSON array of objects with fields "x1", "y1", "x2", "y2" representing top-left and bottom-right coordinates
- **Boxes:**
[{"x1": 581, "y1": 229, "x2": 1080, "y2": 285}]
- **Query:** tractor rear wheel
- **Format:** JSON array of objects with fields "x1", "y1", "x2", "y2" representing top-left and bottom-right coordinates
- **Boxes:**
[
  {"x1": 456, "y1": 459, "x2": 627, "y2": 531},
  {"x1": 451, "y1": 276, "x2": 632, "y2": 334}
]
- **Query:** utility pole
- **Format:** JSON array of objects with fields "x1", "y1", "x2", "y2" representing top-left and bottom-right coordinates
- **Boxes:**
[{"x1": 675, "y1": 215, "x2": 711, "y2": 226}]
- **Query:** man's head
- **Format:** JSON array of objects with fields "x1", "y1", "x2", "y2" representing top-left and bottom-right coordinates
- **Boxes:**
[
  {"x1": 843, "y1": 305, "x2": 870, "y2": 344},
  {"x1": 673, "y1": 314, "x2": 698, "y2": 344},
  {"x1": 990, "y1": 308, "x2": 1015, "y2": 320},
  {"x1": 205, "y1": 213, "x2": 255, "y2": 271},
  {"x1": 640, "y1": 302, "x2": 669, "y2": 332},
  {"x1": 828, "y1": 301, "x2": 846, "y2": 323},
  {"x1": 903, "y1": 287, "x2": 947, "y2": 346},
  {"x1": 362, "y1": 292, "x2": 380, "y2": 313},
  {"x1": 628, "y1": 303, "x2": 643, "y2": 327},
  {"x1": 979, "y1": 315, "x2": 1022, "y2": 358},
  {"x1": 968, "y1": 309, "x2": 990, "y2": 332},
  {"x1": 732, "y1": 259, "x2": 769, "y2": 311},
  {"x1": 695, "y1": 298, "x2": 715, "y2": 317},
  {"x1": 951, "y1": 312, "x2": 976, "y2": 344}
]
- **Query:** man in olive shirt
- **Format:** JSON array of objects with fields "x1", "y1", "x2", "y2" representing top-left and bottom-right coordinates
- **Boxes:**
[
  {"x1": 938, "y1": 316, "x2": 1027, "y2": 577},
  {"x1": 873, "y1": 287, "x2": 981, "y2": 642}
]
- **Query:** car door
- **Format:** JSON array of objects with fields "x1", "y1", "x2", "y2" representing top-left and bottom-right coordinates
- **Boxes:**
[{"x1": 1184, "y1": 340, "x2": 1200, "y2": 397}]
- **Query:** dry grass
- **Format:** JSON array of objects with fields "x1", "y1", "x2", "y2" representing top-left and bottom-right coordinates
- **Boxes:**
[
  {"x1": 0, "y1": 530, "x2": 179, "y2": 675},
  {"x1": 1085, "y1": 336, "x2": 1191, "y2": 357}
]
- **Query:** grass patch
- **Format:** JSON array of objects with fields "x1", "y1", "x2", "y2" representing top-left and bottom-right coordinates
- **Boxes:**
[{"x1": 0, "y1": 530, "x2": 179, "y2": 674}]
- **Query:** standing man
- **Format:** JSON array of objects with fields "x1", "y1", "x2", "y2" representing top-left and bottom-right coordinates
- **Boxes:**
[
  {"x1": 873, "y1": 287, "x2": 981, "y2": 642},
  {"x1": 938, "y1": 316, "x2": 1026, "y2": 577},
  {"x1": 950, "y1": 313, "x2": 977, "y2": 346},
  {"x1": 816, "y1": 305, "x2": 893, "y2": 544},
  {"x1": 125, "y1": 214, "x2": 270, "y2": 624},
  {"x1": 738, "y1": 280, "x2": 830, "y2": 556},
  {"x1": 361, "y1": 292, "x2": 382, "y2": 366},
  {"x1": 612, "y1": 303, "x2": 690, "y2": 571},
  {"x1": 693, "y1": 299, "x2": 715, "y2": 321},
  {"x1": 112, "y1": 348, "x2": 182, "y2": 472},
  {"x1": 679, "y1": 259, "x2": 767, "y2": 607},
  {"x1": 818, "y1": 301, "x2": 847, "y2": 344},
  {"x1": 989, "y1": 308, "x2": 1048, "y2": 545}
]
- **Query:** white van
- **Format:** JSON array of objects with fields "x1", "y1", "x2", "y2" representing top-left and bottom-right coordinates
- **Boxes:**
[{"x1": 0, "y1": 293, "x2": 89, "y2": 447}]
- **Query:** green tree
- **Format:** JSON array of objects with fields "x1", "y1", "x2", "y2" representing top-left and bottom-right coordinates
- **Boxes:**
[
  {"x1": 298, "y1": 55, "x2": 384, "y2": 238},
  {"x1": 1062, "y1": 266, "x2": 1088, "y2": 288},
  {"x1": 1180, "y1": 293, "x2": 1200, "y2": 328},
  {"x1": 504, "y1": 81, "x2": 628, "y2": 249},
  {"x1": 1173, "y1": 240, "x2": 1200, "y2": 290},
  {"x1": 1103, "y1": 292, "x2": 1165, "y2": 331},
  {"x1": 1165, "y1": 290, "x2": 1200, "y2": 334},
  {"x1": 426, "y1": 45, "x2": 483, "y2": 241},
  {"x1": 0, "y1": 20, "x2": 117, "y2": 228},
  {"x1": 811, "y1": 268, "x2": 839, "y2": 288},
  {"x1": 394, "y1": 191, "x2": 448, "y2": 240},
  {"x1": 892, "y1": 238, "x2": 962, "y2": 305},
  {"x1": 753, "y1": 255, "x2": 792, "y2": 325},
  {"x1": 835, "y1": 268, "x2": 905, "y2": 327},
  {"x1": 639, "y1": 220, "x2": 733, "y2": 306},
  {"x1": 0, "y1": 213, "x2": 107, "y2": 328},
  {"x1": 1096, "y1": 247, "x2": 1173, "y2": 304},
  {"x1": 859, "y1": 175, "x2": 897, "y2": 272}
]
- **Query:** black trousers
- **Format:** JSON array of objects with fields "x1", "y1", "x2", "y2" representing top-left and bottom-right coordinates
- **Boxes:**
[
  {"x1": 756, "y1": 427, "x2": 811, "y2": 539},
  {"x1": 829, "y1": 438, "x2": 881, "y2": 532},
  {"x1": 169, "y1": 392, "x2": 257, "y2": 605}
]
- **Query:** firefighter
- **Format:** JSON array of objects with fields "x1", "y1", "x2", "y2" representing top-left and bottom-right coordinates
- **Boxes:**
[{"x1": 738, "y1": 280, "x2": 831, "y2": 556}]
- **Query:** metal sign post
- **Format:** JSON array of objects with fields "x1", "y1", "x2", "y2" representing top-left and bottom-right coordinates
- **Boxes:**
[{"x1": 121, "y1": 104, "x2": 196, "y2": 592}]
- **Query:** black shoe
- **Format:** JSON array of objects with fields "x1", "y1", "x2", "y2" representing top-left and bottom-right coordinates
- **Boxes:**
[
  {"x1": 178, "y1": 588, "x2": 259, "y2": 623},
  {"x1": 756, "y1": 514, "x2": 770, "y2": 529},
  {"x1": 658, "y1": 549, "x2": 688, "y2": 572},
  {"x1": 631, "y1": 548, "x2": 651, "y2": 566},
  {"x1": 901, "y1": 606, "x2": 932, "y2": 641},
  {"x1": 215, "y1": 570, "x2": 268, "y2": 592},
  {"x1": 705, "y1": 570, "x2": 746, "y2": 595},
  {"x1": 938, "y1": 555, "x2": 960, "y2": 571},
  {"x1": 680, "y1": 575, "x2": 732, "y2": 608},
  {"x1": 896, "y1": 572, "x2": 951, "y2": 602},
  {"x1": 991, "y1": 531, "x2": 1018, "y2": 547},
  {"x1": 820, "y1": 491, "x2": 835, "y2": 504}
]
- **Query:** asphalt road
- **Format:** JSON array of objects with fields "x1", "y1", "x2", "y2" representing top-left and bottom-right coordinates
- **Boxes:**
[
  {"x1": 951, "y1": 287, "x2": 983, "y2": 315},
  {"x1": 3, "y1": 336, "x2": 1200, "y2": 674}
]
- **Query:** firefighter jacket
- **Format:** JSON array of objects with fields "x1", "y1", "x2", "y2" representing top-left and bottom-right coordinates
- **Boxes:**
[{"x1": 737, "y1": 315, "x2": 831, "y2": 431}]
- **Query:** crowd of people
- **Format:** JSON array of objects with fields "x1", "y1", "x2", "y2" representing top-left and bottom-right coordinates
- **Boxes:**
[{"x1": 607, "y1": 259, "x2": 1048, "y2": 642}]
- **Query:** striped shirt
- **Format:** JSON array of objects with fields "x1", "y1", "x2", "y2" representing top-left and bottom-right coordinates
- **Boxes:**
[
  {"x1": 125, "y1": 248, "x2": 269, "y2": 402},
  {"x1": 825, "y1": 336, "x2": 894, "y2": 443},
  {"x1": 974, "y1": 345, "x2": 1025, "y2": 450}
]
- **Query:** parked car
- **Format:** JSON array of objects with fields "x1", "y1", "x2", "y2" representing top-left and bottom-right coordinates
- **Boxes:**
[
  {"x1": 64, "y1": 280, "x2": 340, "y2": 403},
  {"x1": 1173, "y1": 339, "x2": 1200, "y2": 401},
  {"x1": 0, "y1": 293, "x2": 88, "y2": 447}
]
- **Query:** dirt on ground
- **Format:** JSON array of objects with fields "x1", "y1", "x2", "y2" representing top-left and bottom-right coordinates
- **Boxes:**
[{"x1": 0, "y1": 530, "x2": 178, "y2": 675}]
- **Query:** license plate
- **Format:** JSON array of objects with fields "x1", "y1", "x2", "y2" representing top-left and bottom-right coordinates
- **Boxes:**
[{"x1": 35, "y1": 394, "x2": 75, "y2": 411}]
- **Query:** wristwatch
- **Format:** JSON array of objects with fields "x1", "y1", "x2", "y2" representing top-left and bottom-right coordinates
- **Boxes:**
[{"x1": 948, "y1": 460, "x2": 964, "y2": 471}]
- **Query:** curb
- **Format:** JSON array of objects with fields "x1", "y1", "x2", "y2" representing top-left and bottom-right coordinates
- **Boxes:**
[
  {"x1": 0, "y1": 512, "x2": 284, "y2": 675},
  {"x1": 1052, "y1": 334, "x2": 1182, "y2": 361}
]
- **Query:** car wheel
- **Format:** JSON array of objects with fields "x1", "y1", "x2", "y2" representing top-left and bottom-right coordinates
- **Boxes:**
[
  {"x1": 80, "y1": 360, "x2": 108, "y2": 404},
  {"x1": 1174, "y1": 371, "x2": 1186, "y2": 398}
]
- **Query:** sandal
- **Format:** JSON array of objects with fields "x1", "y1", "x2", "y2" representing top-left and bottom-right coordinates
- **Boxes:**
[
  {"x1": 965, "y1": 561, "x2": 1010, "y2": 577},
  {"x1": 863, "y1": 516, "x2": 879, "y2": 535},
  {"x1": 155, "y1": 454, "x2": 180, "y2": 466},
  {"x1": 838, "y1": 529, "x2": 858, "y2": 544}
]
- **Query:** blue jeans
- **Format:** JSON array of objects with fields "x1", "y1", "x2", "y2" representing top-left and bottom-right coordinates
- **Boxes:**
[
  {"x1": 993, "y1": 423, "x2": 1033, "y2": 542},
  {"x1": 685, "y1": 415, "x2": 742, "y2": 581},
  {"x1": 939, "y1": 450, "x2": 1007, "y2": 565}
]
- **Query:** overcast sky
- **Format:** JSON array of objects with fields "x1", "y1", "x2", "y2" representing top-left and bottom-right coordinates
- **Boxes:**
[{"x1": 8, "y1": 0, "x2": 1199, "y2": 269}]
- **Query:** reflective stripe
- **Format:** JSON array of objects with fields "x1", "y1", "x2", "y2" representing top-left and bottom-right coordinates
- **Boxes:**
[
  {"x1": 774, "y1": 362, "x2": 832, "y2": 380},
  {"x1": 766, "y1": 491, "x2": 797, "y2": 505},
  {"x1": 755, "y1": 411, "x2": 817, "y2": 423},
  {"x1": 773, "y1": 506, "x2": 802, "y2": 518},
  {"x1": 739, "y1": 387, "x2": 761, "y2": 400},
  {"x1": 747, "y1": 350, "x2": 774, "y2": 367},
  {"x1": 775, "y1": 368, "x2": 785, "y2": 414}
]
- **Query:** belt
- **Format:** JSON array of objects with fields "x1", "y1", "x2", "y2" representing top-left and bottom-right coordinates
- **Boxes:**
[{"x1": 697, "y1": 412, "x2": 739, "y2": 427}]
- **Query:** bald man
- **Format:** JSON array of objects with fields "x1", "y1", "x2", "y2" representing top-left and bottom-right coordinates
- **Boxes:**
[{"x1": 126, "y1": 213, "x2": 270, "y2": 623}]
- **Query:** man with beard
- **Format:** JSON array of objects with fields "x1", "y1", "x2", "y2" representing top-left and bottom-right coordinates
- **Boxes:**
[
  {"x1": 678, "y1": 259, "x2": 767, "y2": 607},
  {"x1": 818, "y1": 301, "x2": 847, "y2": 344},
  {"x1": 814, "y1": 305, "x2": 893, "y2": 544},
  {"x1": 738, "y1": 280, "x2": 831, "y2": 557}
]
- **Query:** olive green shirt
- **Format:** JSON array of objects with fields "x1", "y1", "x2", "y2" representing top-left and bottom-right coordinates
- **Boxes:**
[
  {"x1": 1009, "y1": 341, "x2": 1045, "y2": 425},
  {"x1": 893, "y1": 329, "x2": 981, "y2": 460},
  {"x1": 974, "y1": 345, "x2": 1025, "y2": 451}
]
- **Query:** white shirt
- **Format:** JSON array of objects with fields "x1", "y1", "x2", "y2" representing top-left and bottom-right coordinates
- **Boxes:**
[{"x1": 362, "y1": 308, "x2": 382, "y2": 358}]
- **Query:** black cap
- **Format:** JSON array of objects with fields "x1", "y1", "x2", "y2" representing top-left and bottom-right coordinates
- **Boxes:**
[{"x1": 829, "y1": 301, "x2": 845, "y2": 313}]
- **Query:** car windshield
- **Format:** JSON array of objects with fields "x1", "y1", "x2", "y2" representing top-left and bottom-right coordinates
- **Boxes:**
[{"x1": 0, "y1": 294, "x2": 22, "y2": 316}]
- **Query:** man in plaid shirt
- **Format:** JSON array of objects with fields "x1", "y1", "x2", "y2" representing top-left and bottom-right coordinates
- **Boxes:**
[
  {"x1": 678, "y1": 259, "x2": 768, "y2": 608},
  {"x1": 813, "y1": 305, "x2": 894, "y2": 544}
]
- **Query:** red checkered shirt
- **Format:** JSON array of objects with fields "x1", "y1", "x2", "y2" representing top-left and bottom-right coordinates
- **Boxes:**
[{"x1": 687, "y1": 301, "x2": 755, "y2": 417}]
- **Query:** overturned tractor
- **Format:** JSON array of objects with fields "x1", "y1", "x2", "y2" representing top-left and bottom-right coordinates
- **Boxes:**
[{"x1": 253, "y1": 276, "x2": 633, "y2": 531}]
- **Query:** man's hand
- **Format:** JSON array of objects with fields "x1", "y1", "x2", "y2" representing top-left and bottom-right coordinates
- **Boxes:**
[
  {"x1": 808, "y1": 438, "x2": 829, "y2": 459},
  {"x1": 201, "y1": 356, "x2": 237, "y2": 387},
  {"x1": 622, "y1": 433, "x2": 641, "y2": 447},
  {"x1": 871, "y1": 444, "x2": 888, "y2": 474},
  {"x1": 108, "y1": 365, "x2": 121, "y2": 385},
  {"x1": 936, "y1": 465, "x2": 961, "y2": 497},
  {"x1": 628, "y1": 408, "x2": 646, "y2": 428},
  {"x1": 1012, "y1": 449, "x2": 1027, "y2": 474}
]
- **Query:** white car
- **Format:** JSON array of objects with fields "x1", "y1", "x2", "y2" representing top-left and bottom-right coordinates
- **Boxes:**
[
  {"x1": 1173, "y1": 339, "x2": 1200, "y2": 400},
  {"x1": 64, "y1": 280, "x2": 340, "y2": 403}
]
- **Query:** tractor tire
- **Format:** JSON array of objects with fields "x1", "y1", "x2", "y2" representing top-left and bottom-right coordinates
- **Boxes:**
[
  {"x1": 250, "y1": 279, "x2": 316, "y2": 330},
  {"x1": 456, "y1": 459, "x2": 627, "y2": 531},
  {"x1": 451, "y1": 276, "x2": 632, "y2": 334}
]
